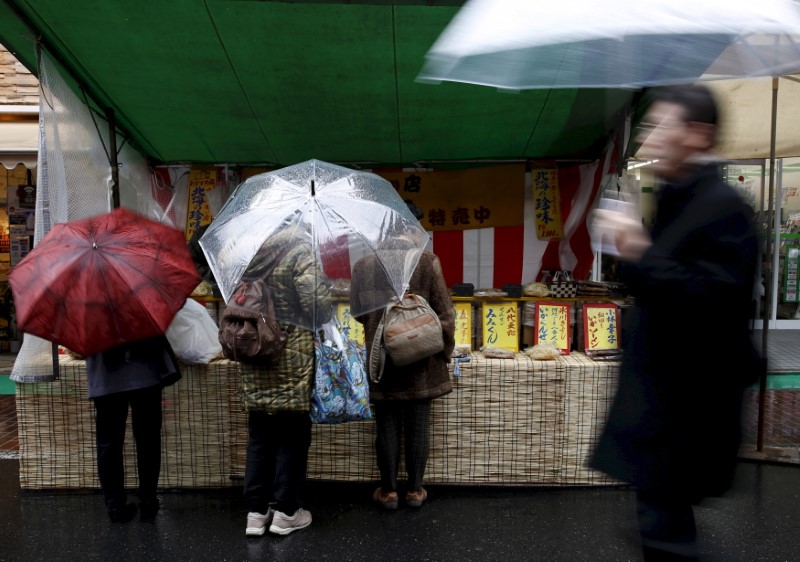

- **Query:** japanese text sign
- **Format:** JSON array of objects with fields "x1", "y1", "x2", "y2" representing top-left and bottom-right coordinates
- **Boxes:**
[
  {"x1": 582, "y1": 304, "x2": 620, "y2": 352},
  {"x1": 336, "y1": 303, "x2": 365, "y2": 345},
  {"x1": 533, "y1": 301, "x2": 571, "y2": 354},
  {"x1": 532, "y1": 168, "x2": 564, "y2": 240},
  {"x1": 454, "y1": 302, "x2": 473, "y2": 349},
  {"x1": 375, "y1": 164, "x2": 524, "y2": 231},
  {"x1": 185, "y1": 168, "x2": 216, "y2": 241},
  {"x1": 481, "y1": 302, "x2": 519, "y2": 352}
]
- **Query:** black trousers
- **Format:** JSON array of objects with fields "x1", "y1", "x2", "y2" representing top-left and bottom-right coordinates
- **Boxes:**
[
  {"x1": 636, "y1": 490, "x2": 699, "y2": 562},
  {"x1": 373, "y1": 400, "x2": 431, "y2": 493},
  {"x1": 244, "y1": 410, "x2": 312, "y2": 516},
  {"x1": 93, "y1": 385, "x2": 163, "y2": 511}
]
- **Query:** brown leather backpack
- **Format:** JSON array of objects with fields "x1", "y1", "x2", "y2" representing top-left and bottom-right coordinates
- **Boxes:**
[{"x1": 219, "y1": 277, "x2": 293, "y2": 366}]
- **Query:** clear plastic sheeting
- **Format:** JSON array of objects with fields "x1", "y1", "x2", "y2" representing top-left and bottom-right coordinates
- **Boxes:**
[
  {"x1": 11, "y1": 51, "x2": 155, "y2": 383},
  {"x1": 200, "y1": 159, "x2": 430, "y2": 331},
  {"x1": 419, "y1": 0, "x2": 800, "y2": 90}
]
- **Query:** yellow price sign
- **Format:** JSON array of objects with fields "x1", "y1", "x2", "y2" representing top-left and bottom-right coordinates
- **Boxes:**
[
  {"x1": 481, "y1": 302, "x2": 519, "y2": 352},
  {"x1": 336, "y1": 303, "x2": 365, "y2": 346},
  {"x1": 534, "y1": 301, "x2": 571, "y2": 354},
  {"x1": 453, "y1": 303, "x2": 472, "y2": 349},
  {"x1": 582, "y1": 304, "x2": 620, "y2": 352}
]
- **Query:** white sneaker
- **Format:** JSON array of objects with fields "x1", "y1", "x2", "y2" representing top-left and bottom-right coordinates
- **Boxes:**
[
  {"x1": 269, "y1": 508, "x2": 312, "y2": 536},
  {"x1": 245, "y1": 509, "x2": 273, "y2": 536}
]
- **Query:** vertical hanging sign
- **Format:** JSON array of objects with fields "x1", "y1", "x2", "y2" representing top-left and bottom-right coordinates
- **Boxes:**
[
  {"x1": 185, "y1": 168, "x2": 217, "y2": 241},
  {"x1": 532, "y1": 169, "x2": 563, "y2": 240},
  {"x1": 481, "y1": 302, "x2": 519, "y2": 351}
]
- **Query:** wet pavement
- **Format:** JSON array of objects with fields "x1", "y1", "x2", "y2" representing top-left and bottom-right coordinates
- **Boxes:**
[
  {"x1": 0, "y1": 458, "x2": 798, "y2": 561},
  {"x1": 1, "y1": 332, "x2": 799, "y2": 560}
]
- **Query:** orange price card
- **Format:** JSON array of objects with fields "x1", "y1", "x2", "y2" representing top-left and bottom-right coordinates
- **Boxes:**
[
  {"x1": 582, "y1": 303, "x2": 620, "y2": 352},
  {"x1": 533, "y1": 301, "x2": 571, "y2": 354},
  {"x1": 481, "y1": 302, "x2": 519, "y2": 352}
]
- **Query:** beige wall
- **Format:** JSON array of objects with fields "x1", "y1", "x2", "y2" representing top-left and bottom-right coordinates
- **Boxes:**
[{"x1": 0, "y1": 44, "x2": 38, "y2": 104}]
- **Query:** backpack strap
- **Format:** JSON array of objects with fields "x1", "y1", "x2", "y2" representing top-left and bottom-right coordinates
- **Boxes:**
[
  {"x1": 237, "y1": 245, "x2": 296, "y2": 334},
  {"x1": 369, "y1": 310, "x2": 387, "y2": 384},
  {"x1": 368, "y1": 250, "x2": 420, "y2": 384}
]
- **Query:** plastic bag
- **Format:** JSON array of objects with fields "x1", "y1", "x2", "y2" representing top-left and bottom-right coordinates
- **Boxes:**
[
  {"x1": 310, "y1": 319, "x2": 373, "y2": 424},
  {"x1": 166, "y1": 298, "x2": 222, "y2": 364}
]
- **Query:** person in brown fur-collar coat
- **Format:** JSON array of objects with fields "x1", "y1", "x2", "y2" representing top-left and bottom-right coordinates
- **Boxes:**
[{"x1": 350, "y1": 248, "x2": 455, "y2": 510}]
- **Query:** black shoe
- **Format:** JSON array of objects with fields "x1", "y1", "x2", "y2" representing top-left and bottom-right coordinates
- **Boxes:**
[
  {"x1": 108, "y1": 502, "x2": 138, "y2": 523},
  {"x1": 139, "y1": 498, "x2": 160, "y2": 521}
]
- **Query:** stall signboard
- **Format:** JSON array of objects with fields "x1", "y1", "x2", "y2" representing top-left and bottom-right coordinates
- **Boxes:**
[
  {"x1": 784, "y1": 246, "x2": 799, "y2": 303},
  {"x1": 374, "y1": 164, "x2": 524, "y2": 231},
  {"x1": 582, "y1": 303, "x2": 620, "y2": 353},
  {"x1": 481, "y1": 302, "x2": 519, "y2": 351},
  {"x1": 532, "y1": 168, "x2": 564, "y2": 240},
  {"x1": 185, "y1": 168, "x2": 217, "y2": 241},
  {"x1": 454, "y1": 302, "x2": 472, "y2": 349},
  {"x1": 534, "y1": 301, "x2": 571, "y2": 354},
  {"x1": 336, "y1": 303, "x2": 365, "y2": 346}
]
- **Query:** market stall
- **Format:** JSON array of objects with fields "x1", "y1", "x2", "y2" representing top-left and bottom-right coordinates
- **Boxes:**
[{"x1": 15, "y1": 352, "x2": 620, "y2": 490}]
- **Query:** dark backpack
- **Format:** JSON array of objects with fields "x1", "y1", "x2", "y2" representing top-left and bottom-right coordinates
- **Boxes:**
[{"x1": 219, "y1": 277, "x2": 293, "y2": 366}]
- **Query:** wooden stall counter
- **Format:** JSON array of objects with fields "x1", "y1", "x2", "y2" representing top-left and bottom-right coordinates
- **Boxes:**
[{"x1": 15, "y1": 353, "x2": 621, "y2": 490}]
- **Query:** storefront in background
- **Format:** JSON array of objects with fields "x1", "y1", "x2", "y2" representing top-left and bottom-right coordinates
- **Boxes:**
[
  {"x1": 0, "y1": 105, "x2": 38, "y2": 349},
  {"x1": 624, "y1": 156, "x2": 800, "y2": 329}
]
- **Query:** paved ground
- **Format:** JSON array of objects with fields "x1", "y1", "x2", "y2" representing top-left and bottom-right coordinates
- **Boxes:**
[
  {"x1": 1, "y1": 335, "x2": 799, "y2": 560},
  {"x1": 0, "y1": 458, "x2": 798, "y2": 561}
]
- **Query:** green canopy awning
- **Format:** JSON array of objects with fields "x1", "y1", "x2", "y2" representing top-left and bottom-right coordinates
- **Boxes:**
[{"x1": 0, "y1": 0, "x2": 632, "y2": 167}]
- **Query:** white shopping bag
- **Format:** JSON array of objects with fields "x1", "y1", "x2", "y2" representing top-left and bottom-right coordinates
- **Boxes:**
[{"x1": 166, "y1": 298, "x2": 222, "y2": 364}]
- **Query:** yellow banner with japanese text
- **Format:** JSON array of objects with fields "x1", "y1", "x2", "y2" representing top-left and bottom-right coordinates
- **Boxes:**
[
  {"x1": 185, "y1": 168, "x2": 216, "y2": 240},
  {"x1": 185, "y1": 167, "x2": 241, "y2": 240},
  {"x1": 375, "y1": 164, "x2": 524, "y2": 231}
]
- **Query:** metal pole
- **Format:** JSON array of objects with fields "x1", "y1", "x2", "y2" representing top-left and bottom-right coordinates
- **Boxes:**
[
  {"x1": 107, "y1": 108, "x2": 120, "y2": 209},
  {"x1": 757, "y1": 77, "x2": 779, "y2": 452}
]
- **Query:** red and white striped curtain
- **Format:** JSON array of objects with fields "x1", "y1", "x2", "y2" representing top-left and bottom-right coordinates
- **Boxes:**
[{"x1": 431, "y1": 143, "x2": 616, "y2": 287}]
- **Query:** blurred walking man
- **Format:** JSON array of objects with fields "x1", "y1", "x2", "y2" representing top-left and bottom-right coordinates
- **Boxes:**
[{"x1": 590, "y1": 84, "x2": 763, "y2": 561}]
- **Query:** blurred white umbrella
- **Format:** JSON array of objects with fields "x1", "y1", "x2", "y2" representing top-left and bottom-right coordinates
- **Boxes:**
[{"x1": 419, "y1": 0, "x2": 800, "y2": 90}]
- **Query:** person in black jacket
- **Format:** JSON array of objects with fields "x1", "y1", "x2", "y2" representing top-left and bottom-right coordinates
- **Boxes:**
[
  {"x1": 590, "y1": 85, "x2": 762, "y2": 561},
  {"x1": 87, "y1": 336, "x2": 181, "y2": 523}
]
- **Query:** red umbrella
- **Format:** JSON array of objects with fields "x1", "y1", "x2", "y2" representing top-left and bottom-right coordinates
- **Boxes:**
[{"x1": 9, "y1": 207, "x2": 201, "y2": 357}]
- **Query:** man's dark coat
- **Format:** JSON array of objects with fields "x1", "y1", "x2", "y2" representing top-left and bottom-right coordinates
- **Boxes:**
[{"x1": 591, "y1": 163, "x2": 763, "y2": 503}]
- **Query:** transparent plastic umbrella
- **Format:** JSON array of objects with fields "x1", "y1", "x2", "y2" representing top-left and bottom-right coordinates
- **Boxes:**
[
  {"x1": 199, "y1": 159, "x2": 430, "y2": 332},
  {"x1": 419, "y1": 0, "x2": 800, "y2": 90}
]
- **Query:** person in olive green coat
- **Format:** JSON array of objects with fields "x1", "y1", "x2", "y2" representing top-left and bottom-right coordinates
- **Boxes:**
[
  {"x1": 351, "y1": 248, "x2": 455, "y2": 510},
  {"x1": 240, "y1": 235, "x2": 332, "y2": 537}
]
